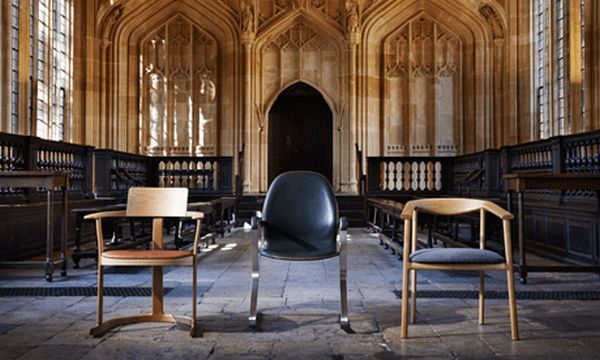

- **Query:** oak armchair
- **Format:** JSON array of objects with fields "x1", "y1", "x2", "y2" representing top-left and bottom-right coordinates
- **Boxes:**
[
  {"x1": 84, "y1": 187, "x2": 203, "y2": 337},
  {"x1": 399, "y1": 198, "x2": 518, "y2": 340}
]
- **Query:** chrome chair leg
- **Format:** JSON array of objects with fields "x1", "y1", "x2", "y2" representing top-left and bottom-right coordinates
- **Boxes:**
[
  {"x1": 339, "y1": 219, "x2": 349, "y2": 329},
  {"x1": 249, "y1": 217, "x2": 260, "y2": 327}
]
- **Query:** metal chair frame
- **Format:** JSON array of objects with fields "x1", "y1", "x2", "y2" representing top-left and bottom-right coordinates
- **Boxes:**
[{"x1": 249, "y1": 215, "x2": 349, "y2": 329}]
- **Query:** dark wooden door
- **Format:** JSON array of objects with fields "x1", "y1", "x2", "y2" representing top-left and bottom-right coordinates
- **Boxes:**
[{"x1": 268, "y1": 83, "x2": 333, "y2": 185}]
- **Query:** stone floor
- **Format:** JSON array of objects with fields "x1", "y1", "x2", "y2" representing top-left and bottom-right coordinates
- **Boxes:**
[{"x1": 1, "y1": 228, "x2": 600, "y2": 359}]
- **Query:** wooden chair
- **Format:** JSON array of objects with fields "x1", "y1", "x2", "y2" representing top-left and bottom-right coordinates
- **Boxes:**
[
  {"x1": 84, "y1": 187, "x2": 203, "y2": 337},
  {"x1": 399, "y1": 198, "x2": 519, "y2": 340}
]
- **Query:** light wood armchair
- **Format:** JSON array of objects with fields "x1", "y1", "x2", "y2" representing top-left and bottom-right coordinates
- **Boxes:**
[
  {"x1": 84, "y1": 187, "x2": 204, "y2": 337},
  {"x1": 399, "y1": 198, "x2": 519, "y2": 340}
]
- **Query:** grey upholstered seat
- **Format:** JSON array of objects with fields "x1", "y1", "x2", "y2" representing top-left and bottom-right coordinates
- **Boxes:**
[
  {"x1": 249, "y1": 171, "x2": 349, "y2": 330},
  {"x1": 410, "y1": 248, "x2": 505, "y2": 264}
]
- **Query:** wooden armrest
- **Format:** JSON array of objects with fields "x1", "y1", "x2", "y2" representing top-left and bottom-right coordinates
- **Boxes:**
[
  {"x1": 185, "y1": 211, "x2": 204, "y2": 220},
  {"x1": 84, "y1": 210, "x2": 128, "y2": 220},
  {"x1": 84, "y1": 210, "x2": 203, "y2": 221}
]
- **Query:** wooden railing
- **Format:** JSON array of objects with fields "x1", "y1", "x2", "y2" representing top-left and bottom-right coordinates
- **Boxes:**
[
  {"x1": 506, "y1": 137, "x2": 556, "y2": 174},
  {"x1": 366, "y1": 130, "x2": 600, "y2": 199},
  {"x1": 563, "y1": 131, "x2": 600, "y2": 174},
  {"x1": 451, "y1": 149, "x2": 501, "y2": 198},
  {"x1": 0, "y1": 132, "x2": 238, "y2": 201},
  {"x1": 148, "y1": 156, "x2": 233, "y2": 195},
  {"x1": 94, "y1": 149, "x2": 234, "y2": 198},
  {"x1": 367, "y1": 156, "x2": 451, "y2": 195},
  {"x1": 0, "y1": 132, "x2": 94, "y2": 198},
  {"x1": 94, "y1": 149, "x2": 148, "y2": 198},
  {"x1": 0, "y1": 132, "x2": 26, "y2": 172}
]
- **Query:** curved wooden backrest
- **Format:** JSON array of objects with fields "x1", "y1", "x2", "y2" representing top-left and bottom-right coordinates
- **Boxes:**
[
  {"x1": 126, "y1": 187, "x2": 189, "y2": 217},
  {"x1": 400, "y1": 198, "x2": 513, "y2": 220}
]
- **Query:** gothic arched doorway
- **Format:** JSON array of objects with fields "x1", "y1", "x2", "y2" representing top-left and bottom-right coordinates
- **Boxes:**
[{"x1": 268, "y1": 82, "x2": 333, "y2": 185}]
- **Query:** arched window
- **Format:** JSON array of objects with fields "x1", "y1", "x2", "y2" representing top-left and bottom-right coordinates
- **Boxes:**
[
  {"x1": 8, "y1": 0, "x2": 72, "y2": 141},
  {"x1": 139, "y1": 15, "x2": 218, "y2": 156},
  {"x1": 534, "y1": 0, "x2": 587, "y2": 138}
]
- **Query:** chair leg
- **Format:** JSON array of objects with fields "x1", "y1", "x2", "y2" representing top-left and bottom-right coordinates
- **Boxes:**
[
  {"x1": 479, "y1": 271, "x2": 485, "y2": 325},
  {"x1": 410, "y1": 269, "x2": 417, "y2": 324},
  {"x1": 249, "y1": 226, "x2": 260, "y2": 327},
  {"x1": 95, "y1": 265, "x2": 104, "y2": 331},
  {"x1": 191, "y1": 257, "x2": 198, "y2": 337},
  {"x1": 401, "y1": 264, "x2": 410, "y2": 338},
  {"x1": 506, "y1": 268, "x2": 519, "y2": 340},
  {"x1": 339, "y1": 227, "x2": 349, "y2": 329}
]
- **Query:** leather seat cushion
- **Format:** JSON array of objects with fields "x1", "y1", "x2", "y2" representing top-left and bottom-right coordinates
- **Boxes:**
[
  {"x1": 409, "y1": 248, "x2": 505, "y2": 264},
  {"x1": 102, "y1": 250, "x2": 192, "y2": 260}
]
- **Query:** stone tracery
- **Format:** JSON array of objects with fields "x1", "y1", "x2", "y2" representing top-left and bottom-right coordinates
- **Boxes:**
[
  {"x1": 140, "y1": 15, "x2": 218, "y2": 156},
  {"x1": 90, "y1": 0, "x2": 512, "y2": 192},
  {"x1": 383, "y1": 16, "x2": 462, "y2": 156}
]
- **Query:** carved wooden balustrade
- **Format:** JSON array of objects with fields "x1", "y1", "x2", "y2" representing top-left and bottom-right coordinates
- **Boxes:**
[
  {"x1": 451, "y1": 150, "x2": 502, "y2": 198},
  {"x1": 94, "y1": 149, "x2": 148, "y2": 198},
  {"x1": 367, "y1": 156, "x2": 451, "y2": 195},
  {"x1": 363, "y1": 130, "x2": 600, "y2": 269},
  {"x1": 94, "y1": 149, "x2": 234, "y2": 198},
  {"x1": 364, "y1": 130, "x2": 600, "y2": 199},
  {"x1": 148, "y1": 156, "x2": 233, "y2": 195},
  {"x1": 0, "y1": 132, "x2": 94, "y2": 199},
  {"x1": 563, "y1": 131, "x2": 600, "y2": 174}
]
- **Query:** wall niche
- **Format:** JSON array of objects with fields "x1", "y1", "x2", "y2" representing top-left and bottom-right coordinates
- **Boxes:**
[
  {"x1": 383, "y1": 16, "x2": 462, "y2": 157},
  {"x1": 139, "y1": 15, "x2": 218, "y2": 156}
]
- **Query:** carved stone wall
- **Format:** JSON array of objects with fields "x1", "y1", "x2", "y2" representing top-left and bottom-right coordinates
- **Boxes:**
[
  {"x1": 68, "y1": 0, "x2": 549, "y2": 193},
  {"x1": 383, "y1": 16, "x2": 462, "y2": 156},
  {"x1": 140, "y1": 15, "x2": 218, "y2": 156},
  {"x1": 254, "y1": 19, "x2": 345, "y2": 191}
]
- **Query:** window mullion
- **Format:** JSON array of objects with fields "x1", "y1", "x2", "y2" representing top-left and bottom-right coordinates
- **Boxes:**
[
  {"x1": 45, "y1": 0, "x2": 54, "y2": 140},
  {"x1": 64, "y1": 0, "x2": 73, "y2": 142}
]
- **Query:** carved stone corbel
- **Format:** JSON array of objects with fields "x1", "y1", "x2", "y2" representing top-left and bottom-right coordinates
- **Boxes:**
[
  {"x1": 479, "y1": 3, "x2": 505, "y2": 40},
  {"x1": 241, "y1": 0, "x2": 256, "y2": 43},
  {"x1": 99, "y1": 4, "x2": 124, "y2": 42},
  {"x1": 345, "y1": 0, "x2": 361, "y2": 44}
]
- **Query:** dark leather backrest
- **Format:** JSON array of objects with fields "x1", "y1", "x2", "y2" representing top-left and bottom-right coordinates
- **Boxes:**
[{"x1": 261, "y1": 171, "x2": 338, "y2": 260}]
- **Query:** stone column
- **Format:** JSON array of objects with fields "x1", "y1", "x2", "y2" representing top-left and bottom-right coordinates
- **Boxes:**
[
  {"x1": 568, "y1": 0, "x2": 583, "y2": 134},
  {"x1": 589, "y1": 0, "x2": 600, "y2": 130},
  {"x1": 241, "y1": 0, "x2": 257, "y2": 192},
  {"x1": 344, "y1": 0, "x2": 360, "y2": 194}
]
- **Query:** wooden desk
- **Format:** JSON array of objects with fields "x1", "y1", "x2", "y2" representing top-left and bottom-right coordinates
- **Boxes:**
[
  {"x1": 504, "y1": 173, "x2": 600, "y2": 284},
  {"x1": 0, "y1": 171, "x2": 69, "y2": 281}
]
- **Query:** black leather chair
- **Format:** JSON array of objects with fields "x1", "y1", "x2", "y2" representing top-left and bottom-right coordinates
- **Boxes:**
[{"x1": 249, "y1": 171, "x2": 349, "y2": 329}]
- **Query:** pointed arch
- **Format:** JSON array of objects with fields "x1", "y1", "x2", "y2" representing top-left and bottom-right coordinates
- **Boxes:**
[
  {"x1": 249, "y1": 11, "x2": 349, "y2": 192},
  {"x1": 267, "y1": 81, "x2": 333, "y2": 184}
]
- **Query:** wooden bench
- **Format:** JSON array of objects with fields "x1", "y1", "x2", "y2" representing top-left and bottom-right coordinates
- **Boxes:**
[
  {"x1": 367, "y1": 197, "x2": 450, "y2": 259},
  {"x1": 173, "y1": 197, "x2": 236, "y2": 249},
  {"x1": 367, "y1": 198, "x2": 405, "y2": 257}
]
